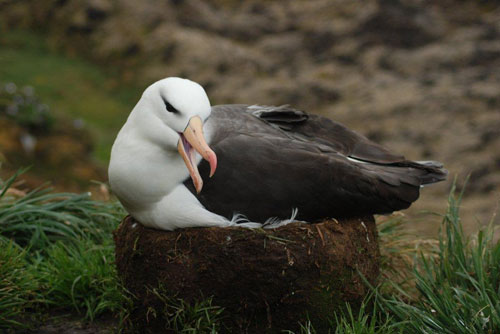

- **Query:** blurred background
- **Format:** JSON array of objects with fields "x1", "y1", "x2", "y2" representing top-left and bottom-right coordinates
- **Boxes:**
[{"x1": 0, "y1": 0, "x2": 498, "y2": 236}]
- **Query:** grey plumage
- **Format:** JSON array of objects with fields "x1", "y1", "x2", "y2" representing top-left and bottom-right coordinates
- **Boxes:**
[{"x1": 184, "y1": 104, "x2": 447, "y2": 222}]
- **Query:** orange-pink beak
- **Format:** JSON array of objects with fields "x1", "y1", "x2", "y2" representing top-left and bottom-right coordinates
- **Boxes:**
[{"x1": 177, "y1": 116, "x2": 217, "y2": 194}]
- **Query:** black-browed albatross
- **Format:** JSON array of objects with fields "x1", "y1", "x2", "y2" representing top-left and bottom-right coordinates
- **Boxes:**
[{"x1": 108, "y1": 77, "x2": 447, "y2": 230}]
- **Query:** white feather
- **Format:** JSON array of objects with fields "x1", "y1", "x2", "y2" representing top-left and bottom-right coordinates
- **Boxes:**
[{"x1": 347, "y1": 156, "x2": 368, "y2": 164}]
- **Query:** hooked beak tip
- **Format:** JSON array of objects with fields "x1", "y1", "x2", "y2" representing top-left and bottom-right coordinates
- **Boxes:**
[
  {"x1": 208, "y1": 151, "x2": 217, "y2": 177},
  {"x1": 178, "y1": 116, "x2": 217, "y2": 192}
]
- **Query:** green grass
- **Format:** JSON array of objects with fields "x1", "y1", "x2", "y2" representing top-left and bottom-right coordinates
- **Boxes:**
[
  {"x1": 35, "y1": 238, "x2": 126, "y2": 321},
  {"x1": 0, "y1": 30, "x2": 142, "y2": 161},
  {"x1": 0, "y1": 169, "x2": 125, "y2": 251},
  {"x1": 148, "y1": 287, "x2": 225, "y2": 334},
  {"x1": 374, "y1": 183, "x2": 500, "y2": 334},
  {"x1": 284, "y1": 301, "x2": 400, "y2": 334},
  {"x1": 331, "y1": 303, "x2": 399, "y2": 334},
  {"x1": 0, "y1": 170, "x2": 498, "y2": 333},
  {"x1": 0, "y1": 237, "x2": 39, "y2": 330},
  {"x1": 0, "y1": 171, "x2": 127, "y2": 329}
]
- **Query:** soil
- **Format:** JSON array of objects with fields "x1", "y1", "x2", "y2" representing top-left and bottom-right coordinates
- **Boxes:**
[
  {"x1": 0, "y1": 116, "x2": 106, "y2": 194},
  {"x1": 114, "y1": 215, "x2": 380, "y2": 333},
  {"x1": 16, "y1": 312, "x2": 117, "y2": 334}
]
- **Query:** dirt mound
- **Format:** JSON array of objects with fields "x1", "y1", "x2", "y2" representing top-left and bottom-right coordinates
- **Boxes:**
[{"x1": 114, "y1": 215, "x2": 380, "y2": 333}]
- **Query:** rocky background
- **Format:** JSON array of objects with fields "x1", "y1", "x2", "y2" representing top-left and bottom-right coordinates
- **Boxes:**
[
  {"x1": 0, "y1": 83, "x2": 105, "y2": 191},
  {"x1": 1, "y1": 0, "x2": 499, "y2": 234}
]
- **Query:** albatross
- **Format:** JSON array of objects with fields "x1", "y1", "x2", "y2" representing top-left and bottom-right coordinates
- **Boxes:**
[{"x1": 108, "y1": 77, "x2": 447, "y2": 230}]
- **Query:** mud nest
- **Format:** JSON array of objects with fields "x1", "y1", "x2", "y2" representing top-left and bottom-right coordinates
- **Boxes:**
[{"x1": 114, "y1": 216, "x2": 380, "y2": 333}]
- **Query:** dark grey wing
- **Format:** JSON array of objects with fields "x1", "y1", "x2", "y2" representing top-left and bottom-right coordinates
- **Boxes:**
[
  {"x1": 185, "y1": 105, "x2": 446, "y2": 222},
  {"x1": 246, "y1": 104, "x2": 309, "y2": 131},
  {"x1": 248, "y1": 104, "x2": 447, "y2": 183}
]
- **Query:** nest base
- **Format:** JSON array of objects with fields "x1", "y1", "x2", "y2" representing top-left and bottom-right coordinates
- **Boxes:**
[{"x1": 114, "y1": 216, "x2": 380, "y2": 333}]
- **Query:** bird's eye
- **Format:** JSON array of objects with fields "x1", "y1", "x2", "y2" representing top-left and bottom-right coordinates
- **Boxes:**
[{"x1": 164, "y1": 100, "x2": 179, "y2": 114}]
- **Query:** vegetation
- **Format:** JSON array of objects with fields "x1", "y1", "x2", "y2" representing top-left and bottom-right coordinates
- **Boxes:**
[
  {"x1": 0, "y1": 169, "x2": 498, "y2": 333},
  {"x1": 0, "y1": 170, "x2": 124, "y2": 251},
  {"x1": 149, "y1": 287, "x2": 225, "y2": 334},
  {"x1": 374, "y1": 184, "x2": 500, "y2": 334},
  {"x1": 0, "y1": 30, "x2": 141, "y2": 161},
  {"x1": 35, "y1": 238, "x2": 125, "y2": 321},
  {"x1": 0, "y1": 171, "x2": 126, "y2": 330},
  {"x1": 0, "y1": 82, "x2": 54, "y2": 131},
  {"x1": 284, "y1": 184, "x2": 499, "y2": 334},
  {"x1": 0, "y1": 237, "x2": 39, "y2": 329}
]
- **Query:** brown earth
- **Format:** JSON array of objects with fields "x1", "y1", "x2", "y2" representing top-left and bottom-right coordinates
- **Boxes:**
[
  {"x1": 1, "y1": 0, "x2": 499, "y2": 234},
  {"x1": 0, "y1": 116, "x2": 105, "y2": 193},
  {"x1": 22, "y1": 312, "x2": 117, "y2": 334},
  {"x1": 114, "y1": 215, "x2": 380, "y2": 333}
]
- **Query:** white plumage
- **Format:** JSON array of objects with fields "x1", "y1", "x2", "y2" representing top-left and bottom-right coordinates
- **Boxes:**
[{"x1": 109, "y1": 78, "x2": 242, "y2": 230}]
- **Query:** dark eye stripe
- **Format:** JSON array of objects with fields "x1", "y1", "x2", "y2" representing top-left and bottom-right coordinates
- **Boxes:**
[{"x1": 164, "y1": 99, "x2": 179, "y2": 113}]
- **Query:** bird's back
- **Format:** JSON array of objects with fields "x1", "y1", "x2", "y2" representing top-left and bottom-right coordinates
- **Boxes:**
[{"x1": 185, "y1": 104, "x2": 447, "y2": 222}]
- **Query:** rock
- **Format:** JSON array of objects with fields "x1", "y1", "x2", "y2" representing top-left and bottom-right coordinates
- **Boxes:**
[
  {"x1": 114, "y1": 215, "x2": 380, "y2": 333},
  {"x1": 355, "y1": 0, "x2": 443, "y2": 48}
]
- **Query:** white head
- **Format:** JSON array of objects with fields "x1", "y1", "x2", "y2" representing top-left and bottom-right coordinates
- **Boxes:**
[
  {"x1": 136, "y1": 77, "x2": 217, "y2": 193},
  {"x1": 141, "y1": 77, "x2": 211, "y2": 134}
]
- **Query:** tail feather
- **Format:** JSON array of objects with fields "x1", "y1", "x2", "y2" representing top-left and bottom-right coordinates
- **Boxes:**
[
  {"x1": 382, "y1": 159, "x2": 448, "y2": 185},
  {"x1": 413, "y1": 160, "x2": 448, "y2": 185},
  {"x1": 416, "y1": 160, "x2": 444, "y2": 168},
  {"x1": 361, "y1": 158, "x2": 448, "y2": 213}
]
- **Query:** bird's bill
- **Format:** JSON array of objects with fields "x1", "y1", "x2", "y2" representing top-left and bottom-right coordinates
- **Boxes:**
[{"x1": 177, "y1": 116, "x2": 217, "y2": 194}]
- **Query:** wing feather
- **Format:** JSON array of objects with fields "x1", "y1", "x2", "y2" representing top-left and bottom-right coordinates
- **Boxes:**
[{"x1": 189, "y1": 105, "x2": 446, "y2": 222}]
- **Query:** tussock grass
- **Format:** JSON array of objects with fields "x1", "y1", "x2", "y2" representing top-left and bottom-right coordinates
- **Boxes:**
[
  {"x1": 284, "y1": 301, "x2": 399, "y2": 334},
  {"x1": 376, "y1": 183, "x2": 500, "y2": 334},
  {"x1": 0, "y1": 169, "x2": 124, "y2": 252},
  {"x1": 376, "y1": 214, "x2": 439, "y2": 301},
  {"x1": 35, "y1": 239, "x2": 126, "y2": 321},
  {"x1": 147, "y1": 287, "x2": 224, "y2": 334},
  {"x1": 0, "y1": 171, "x2": 126, "y2": 328},
  {"x1": 0, "y1": 237, "x2": 39, "y2": 329},
  {"x1": 330, "y1": 302, "x2": 399, "y2": 334}
]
